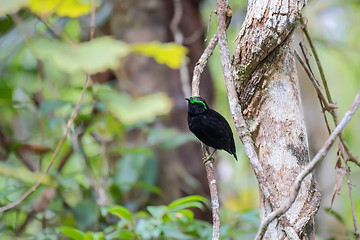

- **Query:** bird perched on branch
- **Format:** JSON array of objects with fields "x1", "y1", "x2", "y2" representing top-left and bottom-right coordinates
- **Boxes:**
[{"x1": 185, "y1": 96, "x2": 237, "y2": 163}]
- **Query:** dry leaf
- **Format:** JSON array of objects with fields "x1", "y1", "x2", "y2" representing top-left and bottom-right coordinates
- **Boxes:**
[{"x1": 329, "y1": 151, "x2": 345, "y2": 211}]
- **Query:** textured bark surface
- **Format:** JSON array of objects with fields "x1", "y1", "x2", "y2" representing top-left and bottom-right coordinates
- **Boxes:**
[{"x1": 231, "y1": 0, "x2": 321, "y2": 238}]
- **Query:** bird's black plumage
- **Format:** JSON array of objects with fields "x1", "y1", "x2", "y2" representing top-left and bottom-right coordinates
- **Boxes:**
[{"x1": 185, "y1": 96, "x2": 237, "y2": 161}]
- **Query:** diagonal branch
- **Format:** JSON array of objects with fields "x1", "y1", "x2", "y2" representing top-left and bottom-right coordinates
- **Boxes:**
[
  {"x1": 295, "y1": 50, "x2": 337, "y2": 111},
  {"x1": 170, "y1": 0, "x2": 191, "y2": 98},
  {"x1": 0, "y1": 1, "x2": 96, "y2": 213},
  {"x1": 215, "y1": 0, "x2": 281, "y2": 213},
  {"x1": 300, "y1": 18, "x2": 360, "y2": 168},
  {"x1": 255, "y1": 89, "x2": 360, "y2": 239},
  {"x1": 192, "y1": 32, "x2": 218, "y2": 96},
  {"x1": 191, "y1": 30, "x2": 220, "y2": 240},
  {"x1": 344, "y1": 160, "x2": 360, "y2": 239}
]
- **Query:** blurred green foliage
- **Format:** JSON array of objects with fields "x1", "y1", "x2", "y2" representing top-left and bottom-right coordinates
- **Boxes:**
[
  {"x1": 0, "y1": 0, "x2": 359, "y2": 239},
  {"x1": 0, "y1": 1, "x2": 202, "y2": 239},
  {"x1": 57, "y1": 195, "x2": 211, "y2": 240}
]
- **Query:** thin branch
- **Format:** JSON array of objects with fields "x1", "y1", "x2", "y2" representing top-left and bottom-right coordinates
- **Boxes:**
[
  {"x1": 300, "y1": 18, "x2": 360, "y2": 167},
  {"x1": 191, "y1": 26, "x2": 220, "y2": 240},
  {"x1": 57, "y1": 148, "x2": 74, "y2": 172},
  {"x1": 170, "y1": 0, "x2": 191, "y2": 98},
  {"x1": 300, "y1": 17, "x2": 333, "y2": 104},
  {"x1": 183, "y1": 28, "x2": 204, "y2": 45},
  {"x1": 215, "y1": 1, "x2": 297, "y2": 236},
  {"x1": 255, "y1": 89, "x2": 360, "y2": 240},
  {"x1": 192, "y1": 32, "x2": 219, "y2": 96},
  {"x1": 299, "y1": 24, "x2": 360, "y2": 235},
  {"x1": 0, "y1": 2, "x2": 96, "y2": 213},
  {"x1": 0, "y1": 78, "x2": 91, "y2": 213},
  {"x1": 299, "y1": 42, "x2": 315, "y2": 78},
  {"x1": 344, "y1": 160, "x2": 360, "y2": 239},
  {"x1": 295, "y1": 50, "x2": 336, "y2": 111},
  {"x1": 90, "y1": 0, "x2": 96, "y2": 41},
  {"x1": 215, "y1": 0, "x2": 281, "y2": 212},
  {"x1": 341, "y1": 136, "x2": 360, "y2": 167},
  {"x1": 339, "y1": 138, "x2": 359, "y2": 238},
  {"x1": 203, "y1": 147, "x2": 220, "y2": 240}
]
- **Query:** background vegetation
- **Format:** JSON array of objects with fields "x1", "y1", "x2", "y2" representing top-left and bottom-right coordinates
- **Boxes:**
[{"x1": 0, "y1": 0, "x2": 359, "y2": 239}]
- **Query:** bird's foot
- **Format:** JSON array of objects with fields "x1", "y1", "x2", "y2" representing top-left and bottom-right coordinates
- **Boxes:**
[{"x1": 202, "y1": 155, "x2": 215, "y2": 164}]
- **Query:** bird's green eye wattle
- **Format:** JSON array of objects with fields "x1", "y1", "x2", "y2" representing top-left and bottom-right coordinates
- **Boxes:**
[{"x1": 189, "y1": 97, "x2": 207, "y2": 109}]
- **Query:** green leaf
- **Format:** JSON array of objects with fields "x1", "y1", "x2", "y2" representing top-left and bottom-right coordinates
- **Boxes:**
[
  {"x1": 84, "y1": 232, "x2": 94, "y2": 240},
  {"x1": 160, "y1": 223, "x2": 193, "y2": 239},
  {"x1": 95, "y1": 86, "x2": 172, "y2": 125},
  {"x1": 30, "y1": 37, "x2": 130, "y2": 74},
  {"x1": 239, "y1": 210, "x2": 260, "y2": 228},
  {"x1": 0, "y1": 85, "x2": 13, "y2": 100},
  {"x1": 147, "y1": 205, "x2": 167, "y2": 219},
  {"x1": 0, "y1": 186, "x2": 26, "y2": 198},
  {"x1": 108, "y1": 206, "x2": 132, "y2": 221},
  {"x1": 0, "y1": 0, "x2": 28, "y2": 16},
  {"x1": 134, "y1": 210, "x2": 151, "y2": 218},
  {"x1": 176, "y1": 209, "x2": 194, "y2": 223},
  {"x1": 147, "y1": 128, "x2": 196, "y2": 149},
  {"x1": 115, "y1": 230, "x2": 134, "y2": 240},
  {"x1": 64, "y1": 19, "x2": 82, "y2": 41},
  {"x1": 28, "y1": 0, "x2": 92, "y2": 18},
  {"x1": 324, "y1": 207, "x2": 345, "y2": 224},
  {"x1": 113, "y1": 154, "x2": 147, "y2": 192},
  {"x1": 40, "y1": 100, "x2": 71, "y2": 115},
  {"x1": 60, "y1": 226, "x2": 85, "y2": 240},
  {"x1": 126, "y1": 182, "x2": 162, "y2": 196},
  {"x1": 72, "y1": 200, "x2": 97, "y2": 230},
  {"x1": 141, "y1": 157, "x2": 159, "y2": 192},
  {"x1": 0, "y1": 162, "x2": 52, "y2": 185},
  {"x1": 111, "y1": 147, "x2": 153, "y2": 156},
  {"x1": 168, "y1": 195, "x2": 208, "y2": 212},
  {"x1": 132, "y1": 41, "x2": 188, "y2": 69}
]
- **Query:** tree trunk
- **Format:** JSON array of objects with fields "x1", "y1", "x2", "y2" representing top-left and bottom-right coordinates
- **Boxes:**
[{"x1": 231, "y1": 0, "x2": 321, "y2": 238}]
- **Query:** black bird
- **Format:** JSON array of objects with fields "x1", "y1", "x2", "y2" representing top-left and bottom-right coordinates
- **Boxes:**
[{"x1": 185, "y1": 96, "x2": 237, "y2": 162}]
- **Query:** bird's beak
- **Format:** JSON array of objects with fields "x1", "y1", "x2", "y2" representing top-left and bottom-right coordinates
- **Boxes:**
[{"x1": 185, "y1": 98, "x2": 190, "y2": 102}]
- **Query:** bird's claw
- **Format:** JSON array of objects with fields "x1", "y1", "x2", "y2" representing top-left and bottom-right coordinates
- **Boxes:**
[{"x1": 202, "y1": 156, "x2": 214, "y2": 164}]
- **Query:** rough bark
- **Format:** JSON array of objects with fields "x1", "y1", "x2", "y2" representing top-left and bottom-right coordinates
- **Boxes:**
[{"x1": 231, "y1": 0, "x2": 321, "y2": 238}]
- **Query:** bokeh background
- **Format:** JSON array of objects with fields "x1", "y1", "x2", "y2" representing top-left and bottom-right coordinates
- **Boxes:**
[{"x1": 0, "y1": 0, "x2": 359, "y2": 239}]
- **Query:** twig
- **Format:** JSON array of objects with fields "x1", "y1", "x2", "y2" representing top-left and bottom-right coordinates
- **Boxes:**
[
  {"x1": 344, "y1": 160, "x2": 360, "y2": 239},
  {"x1": 215, "y1": 0, "x2": 282, "y2": 212},
  {"x1": 341, "y1": 136, "x2": 360, "y2": 167},
  {"x1": 299, "y1": 42, "x2": 315, "y2": 78},
  {"x1": 300, "y1": 18, "x2": 333, "y2": 104},
  {"x1": 215, "y1": 1, "x2": 296, "y2": 235},
  {"x1": 57, "y1": 148, "x2": 74, "y2": 172},
  {"x1": 183, "y1": 28, "x2": 204, "y2": 45},
  {"x1": 205, "y1": 10, "x2": 217, "y2": 42},
  {"x1": 214, "y1": 3, "x2": 302, "y2": 237},
  {"x1": 90, "y1": 0, "x2": 96, "y2": 41},
  {"x1": 295, "y1": 50, "x2": 336, "y2": 111},
  {"x1": 255, "y1": 89, "x2": 360, "y2": 240},
  {"x1": 299, "y1": 23, "x2": 360, "y2": 236},
  {"x1": 203, "y1": 147, "x2": 220, "y2": 240},
  {"x1": 300, "y1": 18, "x2": 360, "y2": 167},
  {"x1": 0, "y1": 2, "x2": 96, "y2": 213},
  {"x1": 0, "y1": 78, "x2": 91, "y2": 214},
  {"x1": 191, "y1": 27, "x2": 220, "y2": 240},
  {"x1": 170, "y1": 0, "x2": 191, "y2": 98},
  {"x1": 339, "y1": 139, "x2": 359, "y2": 238},
  {"x1": 192, "y1": 32, "x2": 219, "y2": 96}
]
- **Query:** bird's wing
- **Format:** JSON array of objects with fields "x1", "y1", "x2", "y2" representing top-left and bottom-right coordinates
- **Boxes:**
[{"x1": 197, "y1": 111, "x2": 234, "y2": 151}]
